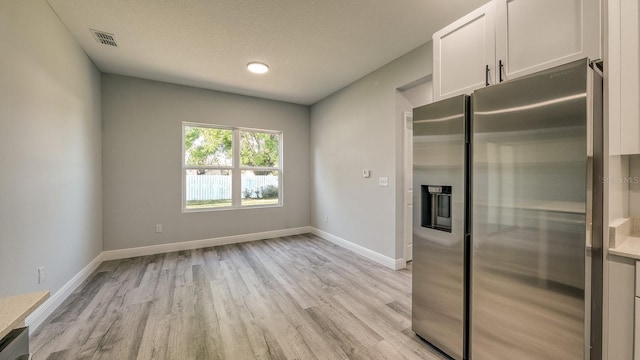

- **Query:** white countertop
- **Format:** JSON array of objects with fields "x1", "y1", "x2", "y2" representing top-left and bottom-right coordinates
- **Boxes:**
[
  {"x1": 0, "y1": 291, "x2": 49, "y2": 340},
  {"x1": 609, "y1": 236, "x2": 640, "y2": 259},
  {"x1": 609, "y1": 217, "x2": 640, "y2": 259}
]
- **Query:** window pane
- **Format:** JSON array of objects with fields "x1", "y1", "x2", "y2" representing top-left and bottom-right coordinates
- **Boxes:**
[
  {"x1": 241, "y1": 170, "x2": 279, "y2": 206},
  {"x1": 240, "y1": 131, "x2": 279, "y2": 167},
  {"x1": 185, "y1": 169, "x2": 232, "y2": 209},
  {"x1": 184, "y1": 126, "x2": 232, "y2": 166}
]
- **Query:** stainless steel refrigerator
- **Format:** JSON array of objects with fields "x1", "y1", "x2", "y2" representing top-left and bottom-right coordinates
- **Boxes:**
[
  {"x1": 412, "y1": 94, "x2": 470, "y2": 360},
  {"x1": 412, "y1": 58, "x2": 603, "y2": 360}
]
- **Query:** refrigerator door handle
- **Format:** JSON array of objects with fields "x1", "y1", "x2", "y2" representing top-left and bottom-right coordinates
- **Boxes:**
[{"x1": 586, "y1": 68, "x2": 594, "y2": 252}]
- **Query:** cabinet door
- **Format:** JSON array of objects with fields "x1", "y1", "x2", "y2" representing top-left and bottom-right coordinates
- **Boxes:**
[
  {"x1": 495, "y1": 0, "x2": 601, "y2": 82},
  {"x1": 619, "y1": 0, "x2": 640, "y2": 154},
  {"x1": 432, "y1": 2, "x2": 496, "y2": 101},
  {"x1": 609, "y1": 0, "x2": 640, "y2": 155}
]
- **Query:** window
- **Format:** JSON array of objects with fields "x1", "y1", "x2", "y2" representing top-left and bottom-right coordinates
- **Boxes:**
[{"x1": 182, "y1": 123, "x2": 282, "y2": 211}]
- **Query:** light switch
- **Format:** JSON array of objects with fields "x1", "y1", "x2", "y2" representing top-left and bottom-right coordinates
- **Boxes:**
[
  {"x1": 379, "y1": 177, "x2": 389, "y2": 187},
  {"x1": 363, "y1": 170, "x2": 371, "y2": 178}
]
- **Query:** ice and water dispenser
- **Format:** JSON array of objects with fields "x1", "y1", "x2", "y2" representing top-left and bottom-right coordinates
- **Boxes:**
[{"x1": 421, "y1": 185, "x2": 452, "y2": 232}]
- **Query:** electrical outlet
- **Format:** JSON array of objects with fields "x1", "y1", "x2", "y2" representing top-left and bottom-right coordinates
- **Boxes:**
[
  {"x1": 155, "y1": 224, "x2": 162, "y2": 233},
  {"x1": 38, "y1": 266, "x2": 45, "y2": 284},
  {"x1": 378, "y1": 177, "x2": 389, "y2": 187},
  {"x1": 323, "y1": 215, "x2": 328, "y2": 223}
]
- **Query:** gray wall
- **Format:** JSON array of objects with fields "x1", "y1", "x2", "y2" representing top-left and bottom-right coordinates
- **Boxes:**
[
  {"x1": 102, "y1": 75, "x2": 310, "y2": 250},
  {"x1": 310, "y1": 43, "x2": 432, "y2": 260},
  {"x1": 0, "y1": 1, "x2": 102, "y2": 297}
]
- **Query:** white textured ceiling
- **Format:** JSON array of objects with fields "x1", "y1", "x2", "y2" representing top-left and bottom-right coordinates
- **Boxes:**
[{"x1": 46, "y1": 0, "x2": 488, "y2": 105}]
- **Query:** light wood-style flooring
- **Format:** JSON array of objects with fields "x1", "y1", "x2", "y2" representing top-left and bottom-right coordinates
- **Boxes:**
[{"x1": 31, "y1": 234, "x2": 444, "y2": 360}]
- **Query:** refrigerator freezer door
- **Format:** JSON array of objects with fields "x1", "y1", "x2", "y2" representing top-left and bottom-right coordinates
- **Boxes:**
[
  {"x1": 412, "y1": 94, "x2": 468, "y2": 360},
  {"x1": 472, "y1": 59, "x2": 591, "y2": 360}
]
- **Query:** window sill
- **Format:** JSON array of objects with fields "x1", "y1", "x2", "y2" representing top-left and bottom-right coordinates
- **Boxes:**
[{"x1": 182, "y1": 203, "x2": 283, "y2": 213}]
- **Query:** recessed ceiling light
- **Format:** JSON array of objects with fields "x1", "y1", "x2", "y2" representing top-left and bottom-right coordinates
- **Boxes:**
[{"x1": 247, "y1": 62, "x2": 269, "y2": 74}]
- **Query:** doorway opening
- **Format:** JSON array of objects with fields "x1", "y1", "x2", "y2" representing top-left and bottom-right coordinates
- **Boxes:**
[{"x1": 397, "y1": 76, "x2": 433, "y2": 264}]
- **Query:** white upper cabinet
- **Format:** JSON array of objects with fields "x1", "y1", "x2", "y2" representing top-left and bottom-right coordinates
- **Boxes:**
[
  {"x1": 432, "y1": 3, "x2": 496, "y2": 101},
  {"x1": 609, "y1": 0, "x2": 640, "y2": 155},
  {"x1": 495, "y1": 0, "x2": 602, "y2": 81},
  {"x1": 433, "y1": 0, "x2": 601, "y2": 100}
]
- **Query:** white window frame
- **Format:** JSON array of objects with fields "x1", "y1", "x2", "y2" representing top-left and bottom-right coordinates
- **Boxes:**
[{"x1": 182, "y1": 122, "x2": 283, "y2": 212}]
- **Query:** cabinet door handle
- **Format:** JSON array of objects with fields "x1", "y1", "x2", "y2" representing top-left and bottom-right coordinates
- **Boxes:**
[
  {"x1": 485, "y1": 64, "x2": 490, "y2": 86},
  {"x1": 499, "y1": 60, "x2": 504, "y2": 82}
]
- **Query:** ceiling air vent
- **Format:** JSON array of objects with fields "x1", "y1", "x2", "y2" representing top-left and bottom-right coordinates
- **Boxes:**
[{"x1": 90, "y1": 29, "x2": 118, "y2": 47}]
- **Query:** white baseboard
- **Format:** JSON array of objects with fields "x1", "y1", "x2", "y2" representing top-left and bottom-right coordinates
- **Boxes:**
[
  {"x1": 102, "y1": 226, "x2": 313, "y2": 261},
  {"x1": 310, "y1": 227, "x2": 405, "y2": 270},
  {"x1": 395, "y1": 258, "x2": 408, "y2": 270},
  {"x1": 25, "y1": 252, "x2": 104, "y2": 333}
]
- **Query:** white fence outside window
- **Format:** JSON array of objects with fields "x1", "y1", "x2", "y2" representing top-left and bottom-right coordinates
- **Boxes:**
[{"x1": 186, "y1": 174, "x2": 278, "y2": 201}]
